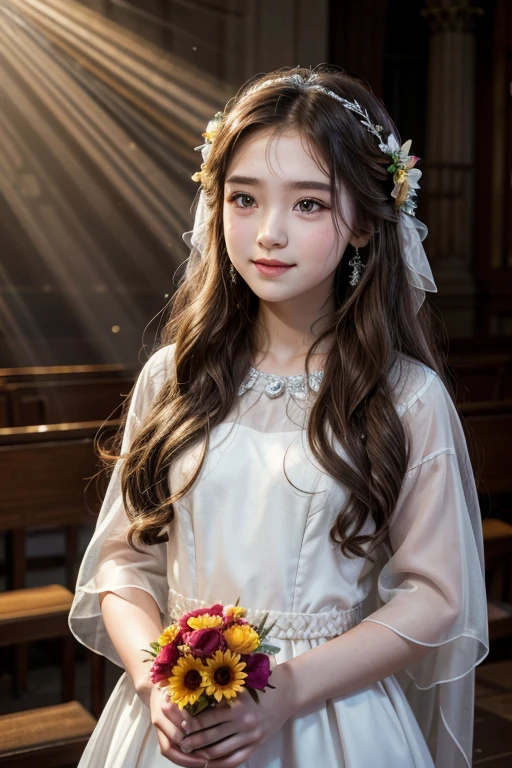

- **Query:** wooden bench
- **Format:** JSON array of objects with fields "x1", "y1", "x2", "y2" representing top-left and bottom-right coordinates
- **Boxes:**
[
  {"x1": 0, "y1": 362, "x2": 136, "y2": 427},
  {"x1": 0, "y1": 419, "x2": 120, "y2": 589},
  {"x1": 0, "y1": 385, "x2": 7, "y2": 428},
  {"x1": 0, "y1": 421, "x2": 119, "y2": 704},
  {"x1": 474, "y1": 659, "x2": 512, "y2": 763},
  {"x1": 449, "y1": 352, "x2": 512, "y2": 403},
  {"x1": 460, "y1": 401, "x2": 512, "y2": 640},
  {"x1": 0, "y1": 585, "x2": 75, "y2": 701},
  {"x1": 0, "y1": 701, "x2": 96, "y2": 767},
  {"x1": 459, "y1": 400, "x2": 512, "y2": 496},
  {"x1": 4, "y1": 377, "x2": 134, "y2": 427}
]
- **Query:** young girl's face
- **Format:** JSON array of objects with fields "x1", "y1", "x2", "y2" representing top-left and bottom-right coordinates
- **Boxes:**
[{"x1": 223, "y1": 127, "x2": 360, "y2": 308}]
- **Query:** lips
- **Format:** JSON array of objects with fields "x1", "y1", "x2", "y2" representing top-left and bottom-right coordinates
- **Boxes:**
[
  {"x1": 253, "y1": 260, "x2": 293, "y2": 267},
  {"x1": 253, "y1": 261, "x2": 294, "y2": 277}
]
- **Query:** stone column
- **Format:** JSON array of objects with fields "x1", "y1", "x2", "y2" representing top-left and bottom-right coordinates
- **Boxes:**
[{"x1": 421, "y1": 1, "x2": 484, "y2": 337}]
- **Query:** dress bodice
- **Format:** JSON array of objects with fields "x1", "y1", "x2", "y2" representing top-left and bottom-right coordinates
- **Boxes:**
[{"x1": 167, "y1": 355, "x2": 379, "y2": 622}]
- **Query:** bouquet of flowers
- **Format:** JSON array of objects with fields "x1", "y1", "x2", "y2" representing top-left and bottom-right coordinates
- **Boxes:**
[{"x1": 143, "y1": 599, "x2": 280, "y2": 715}]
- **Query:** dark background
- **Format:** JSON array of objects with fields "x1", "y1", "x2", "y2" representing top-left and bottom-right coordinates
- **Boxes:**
[{"x1": 0, "y1": 0, "x2": 509, "y2": 367}]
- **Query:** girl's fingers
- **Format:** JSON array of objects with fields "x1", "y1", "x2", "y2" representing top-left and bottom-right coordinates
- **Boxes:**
[
  {"x1": 160, "y1": 696, "x2": 195, "y2": 736},
  {"x1": 188, "y1": 730, "x2": 261, "y2": 762},
  {"x1": 152, "y1": 687, "x2": 194, "y2": 740},
  {"x1": 154, "y1": 723, "x2": 208, "y2": 767},
  {"x1": 182, "y1": 702, "x2": 233, "y2": 736},
  {"x1": 195, "y1": 743, "x2": 255, "y2": 768},
  {"x1": 180, "y1": 720, "x2": 238, "y2": 753}
]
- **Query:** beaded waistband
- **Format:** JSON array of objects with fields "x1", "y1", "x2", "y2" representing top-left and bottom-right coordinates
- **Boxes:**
[{"x1": 167, "y1": 588, "x2": 362, "y2": 641}]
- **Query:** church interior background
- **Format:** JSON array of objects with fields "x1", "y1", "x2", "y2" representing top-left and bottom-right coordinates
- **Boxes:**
[{"x1": 1, "y1": 1, "x2": 512, "y2": 765}]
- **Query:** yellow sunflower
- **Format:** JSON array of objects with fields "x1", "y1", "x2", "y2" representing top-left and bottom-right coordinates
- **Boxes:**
[
  {"x1": 167, "y1": 655, "x2": 207, "y2": 709},
  {"x1": 202, "y1": 649, "x2": 248, "y2": 704},
  {"x1": 187, "y1": 614, "x2": 223, "y2": 630},
  {"x1": 223, "y1": 624, "x2": 260, "y2": 654},
  {"x1": 157, "y1": 623, "x2": 180, "y2": 647}
]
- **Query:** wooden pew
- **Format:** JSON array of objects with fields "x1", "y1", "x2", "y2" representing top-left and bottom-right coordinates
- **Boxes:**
[
  {"x1": 0, "y1": 701, "x2": 96, "y2": 767},
  {"x1": 449, "y1": 353, "x2": 512, "y2": 403},
  {"x1": 4, "y1": 377, "x2": 134, "y2": 427},
  {"x1": 0, "y1": 420, "x2": 119, "y2": 705},
  {"x1": 0, "y1": 585, "x2": 75, "y2": 702},
  {"x1": 0, "y1": 362, "x2": 135, "y2": 382},
  {"x1": 460, "y1": 400, "x2": 512, "y2": 640},
  {"x1": 0, "y1": 385, "x2": 7, "y2": 428},
  {"x1": 0, "y1": 362, "x2": 136, "y2": 427},
  {"x1": 0, "y1": 419, "x2": 121, "y2": 588},
  {"x1": 459, "y1": 400, "x2": 512, "y2": 496}
]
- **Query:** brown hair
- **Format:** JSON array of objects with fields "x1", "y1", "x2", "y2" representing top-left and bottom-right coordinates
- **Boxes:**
[{"x1": 108, "y1": 65, "x2": 449, "y2": 562}]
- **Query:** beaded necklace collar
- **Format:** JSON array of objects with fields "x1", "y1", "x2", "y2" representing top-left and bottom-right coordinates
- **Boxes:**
[{"x1": 238, "y1": 366, "x2": 324, "y2": 400}]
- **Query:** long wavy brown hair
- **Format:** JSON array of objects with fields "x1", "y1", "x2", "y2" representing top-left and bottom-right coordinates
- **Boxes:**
[{"x1": 106, "y1": 65, "x2": 450, "y2": 562}]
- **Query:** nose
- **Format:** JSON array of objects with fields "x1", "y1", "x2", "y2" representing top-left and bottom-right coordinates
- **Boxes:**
[{"x1": 256, "y1": 211, "x2": 288, "y2": 250}]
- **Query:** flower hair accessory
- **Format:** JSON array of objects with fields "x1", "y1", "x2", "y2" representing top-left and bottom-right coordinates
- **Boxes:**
[
  {"x1": 381, "y1": 137, "x2": 421, "y2": 217},
  {"x1": 191, "y1": 111, "x2": 224, "y2": 183},
  {"x1": 183, "y1": 73, "x2": 436, "y2": 310},
  {"x1": 238, "y1": 73, "x2": 423, "y2": 217}
]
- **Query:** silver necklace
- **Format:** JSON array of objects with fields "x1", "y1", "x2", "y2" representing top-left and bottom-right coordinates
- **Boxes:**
[{"x1": 238, "y1": 366, "x2": 324, "y2": 400}]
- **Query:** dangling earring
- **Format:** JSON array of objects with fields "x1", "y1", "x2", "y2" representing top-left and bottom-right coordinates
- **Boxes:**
[
  {"x1": 348, "y1": 247, "x2": 365, "y2": 287},
  {"x1": 229, "y1": 263, "x2": 237, "y2": 284}
]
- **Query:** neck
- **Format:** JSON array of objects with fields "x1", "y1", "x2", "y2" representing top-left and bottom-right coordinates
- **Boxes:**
[{"x1": 253, "y1": 296, "x2": 334, "y2": 374}]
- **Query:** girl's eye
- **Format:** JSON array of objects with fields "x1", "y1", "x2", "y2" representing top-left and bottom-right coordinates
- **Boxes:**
[
  {"x1": 296, "y1": 199, "x2": 325, "y2": 214},
  {"x1": 229, "y1": 193, "x2": 255, "y2": 209},
  {"x1": 227, "y1": 194, "x2": 326, "y2": 214}
]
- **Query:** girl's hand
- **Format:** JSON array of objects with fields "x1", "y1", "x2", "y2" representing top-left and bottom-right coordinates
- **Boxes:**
[
  {"x1": 177, "y1": 663, "x2": 297, "y2": 767},
  {"x1": 149, "y1": 686, "x2": 207, "y2": 767}
]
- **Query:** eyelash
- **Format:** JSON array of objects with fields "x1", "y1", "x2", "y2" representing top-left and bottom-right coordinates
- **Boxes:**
[{"x1": 226, "y1": 193, "x2": 327, "y2": 215}]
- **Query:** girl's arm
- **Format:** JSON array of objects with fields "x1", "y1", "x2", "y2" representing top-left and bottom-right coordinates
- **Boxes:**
[
  {"x1": 100, "y1": 588, "x2": 209, "y2": 768},
  {"x1": 285, "y1": 619, "x2": 431, "y2": 713},
  {"x1": 99, "y1": 588, "x2": 163, "y2": 705}
]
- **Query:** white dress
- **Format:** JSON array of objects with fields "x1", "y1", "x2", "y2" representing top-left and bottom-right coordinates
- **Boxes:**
[{"x1": 69, "y1": 343, "x2": 489, "y2": 768}]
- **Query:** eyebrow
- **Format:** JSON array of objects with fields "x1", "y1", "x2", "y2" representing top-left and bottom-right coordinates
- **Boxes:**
[{"x1": 225, "y1": 175, "x2": 331, "y2": 193}]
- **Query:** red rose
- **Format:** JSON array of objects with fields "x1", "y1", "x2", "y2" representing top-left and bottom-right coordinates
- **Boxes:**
[
  {"x1": 151, "y1": 639, "x2": 182, "y2": 684},
  {"x1": 179, "y1": 604, "x2": 224, "y2": 635},
  {"x1": 241, "y1": 653, "x2": 271, "y2": 690},
  {"x1": 184, "y1": 628, "x2": 227, "y2": 658}
]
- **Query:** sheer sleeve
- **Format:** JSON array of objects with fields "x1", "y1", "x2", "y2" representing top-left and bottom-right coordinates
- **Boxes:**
[
  {"x1": 361, "y1": 363, "x2": 489, "y2": 768},
  {"x1": 68, "y1": 344, "x2": 175, "y2": 667}
]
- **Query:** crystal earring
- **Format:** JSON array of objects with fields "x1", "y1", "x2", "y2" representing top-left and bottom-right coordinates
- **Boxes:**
[
  {"x1": 348, "y1": 247, "x2": 365, "y2": 287},
  {"x1": 229, "y1": 263, "x2": 237, "y2": 284}
]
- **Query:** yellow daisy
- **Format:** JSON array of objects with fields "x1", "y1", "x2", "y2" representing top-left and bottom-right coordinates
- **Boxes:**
[
  {"x1": 168, "y1": 655, "x2": 207, "y2": 710},
  {"x1": 223, "y1": 624, "x2": 260, "y2": 655},
  {"x1": 202, "y1": 649, "x2": 247, "y2": 704},
  {"x1": 187, "y1": 614, "x2": 223, "y2": 630},
  {"x1": 157, "y1": 623, "x2": 180, "y2": 647}
]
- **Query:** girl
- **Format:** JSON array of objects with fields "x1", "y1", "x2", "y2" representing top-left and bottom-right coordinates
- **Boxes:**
[{"x1": 69, "y1": 65, "x2": 489, "y2": 768}]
